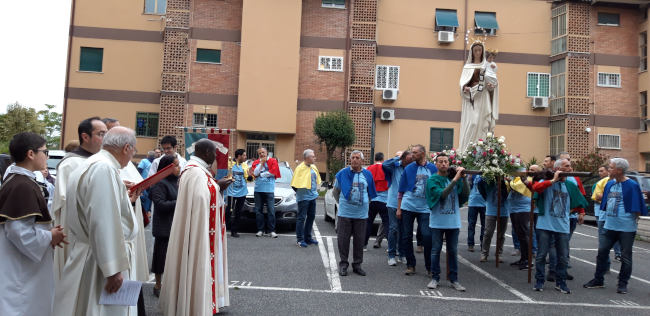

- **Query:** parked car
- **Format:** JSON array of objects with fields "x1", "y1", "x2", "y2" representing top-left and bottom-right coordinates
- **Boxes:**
[
  {"x1": 324, "y1": 186, "x2": 381, "y2": 228},
  {"x1": 627, "y1": 173, "x2": 650, "y2": 211},
  {"x1": 0, "y1": 154, "x2": 11, "y2": 183},
  {"x1": 46, "y1": 150, "x2": 66, "y2": 177},
  {"x1": 238, "y1": 162, "x2": 298, "y2": 230}
]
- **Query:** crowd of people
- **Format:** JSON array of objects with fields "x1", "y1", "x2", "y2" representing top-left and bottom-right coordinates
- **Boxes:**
[{"x1": 0, "y1": 115, "x2": 647, "y2": 316}]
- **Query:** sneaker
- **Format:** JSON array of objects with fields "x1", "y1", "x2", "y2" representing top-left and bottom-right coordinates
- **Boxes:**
[
  {"x1": 255, "y1": 231, "x2": 263, "y2": 237},
  {"x1": 512, "y1": 249, "x2": 521, "y2": 256},
  {"x1": 306, "y1": 238, "x2": 319, "y2": 245},
  {"x1": 480, "y1": 255, "x2": 488, "y2": 262},
  {"x1": 405, "y1": 267, "x2": 416, "y2": 275},
  {"x1": 399, "y1": 256, "x2": 406, "y2": 264},
  {"x1": 518, "y1": 261, "x2": 531, "y2": 270},
  {"x1": 616, "y1": 285, "x2": 628, "y2": 294},
  {"x1": 583, "y1": 279, "x2": 605, "y2": 289},
  {"x1": 533, "y1": 280, "x2": 544, "y2": 291},
  {"x1": 615, "y1": 255, "x2": 622, "y2": 262},
  {"x1": 566, "y1": 273, "x2": 574, "y2": 281},
  {"x1": 270, "y1": 232, "x2": 278, "y2": 238},
  {"x1": 427, "y1": 279, "x2": 439, "y2": 289},
  {"x1": 555, "y1": 283, "x2": 571, "y2": 294},
  {"x1": 388, "y1": 258, "x2": 397, "y2": 266},
  {"x1": 546, "y1": 271, "x2": 556, "y2": 282},
  {"x1": 468, "y1": 245, "x2": 475, "y2": 252},
  {"x1": 416, "y1": 246, "x2": 424, "y2": 253},
  {"x1": 450, "y1": 281, "x2": 466, "y2": 292},
  {"x1": 297, "y1": 241, "x2": 308, "y2": 248},
  {"x1": 510, "y1": 260, "x2": 522, "y2": 266}
]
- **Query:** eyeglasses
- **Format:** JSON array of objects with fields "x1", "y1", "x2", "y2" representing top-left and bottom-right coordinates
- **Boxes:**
[{"x1": 35, "y1": 149, "x2": 49, "y2": 156}]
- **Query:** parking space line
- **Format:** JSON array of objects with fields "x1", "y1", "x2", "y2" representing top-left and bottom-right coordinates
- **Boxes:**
[
  {"x1": 313, "y1": 221, "x2": 342, "y2": 292},
  {"x1": 326, "y1": 237, "x2": 342, "y2": 292},
  {"x1": 568, "y1": 254, "x2": 650, "y2": 285},
  {"x1": 229, "y1": 285, "x2": 650, "y2": 310}
]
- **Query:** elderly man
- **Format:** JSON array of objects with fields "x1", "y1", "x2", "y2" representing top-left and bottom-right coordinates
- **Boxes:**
[
  {"x1": 160, "y1": 139, "x2": 233, "y2": 315},
  {"x1": 52, "y1": 117, "x2": 107, "y2": 281},
  {"x1": 333, "y1": 150, "x2": 377, "y2": 276},
  {"x1": 291, "y1": 149, "x2": 321, "y2": 247},
  {"x1": 252, "y1": 147, "x2": 281, "y2": 238},
  {"x1": 584, "y1": 158, "x2": 647, "y2": 294},
  {"x1": 54, "y1": 127, "x2": 143, "y2": 315},
  {"x1": 382, "y1": 150, "x2": 413, "y2": 265},
  {"x1": 531, "y1": 158, "x2": 587, "y2": 294}
]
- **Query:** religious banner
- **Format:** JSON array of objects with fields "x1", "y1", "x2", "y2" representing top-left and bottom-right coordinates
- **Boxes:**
[{"x1": 183, "y1": 127, "x2": 232, "y2": 179}]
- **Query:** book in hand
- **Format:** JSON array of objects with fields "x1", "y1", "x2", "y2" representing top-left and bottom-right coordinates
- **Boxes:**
[{"x1": 129, "y1": 163, "x2": 174, "y2": 193}]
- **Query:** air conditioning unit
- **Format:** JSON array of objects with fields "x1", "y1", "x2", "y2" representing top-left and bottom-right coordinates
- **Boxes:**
[
  {"x1": 532, "y1": 97, "x2": 549, "y2": 109},
  {"x1": 438, "y1": 31, "x2": 455, "y2": 43},
  {"x1": 380, "y1": 109, "x2": 395, "y2": 121},
  {"x1": 382, "y1": 88, "x2": 398, "y2": 101}
]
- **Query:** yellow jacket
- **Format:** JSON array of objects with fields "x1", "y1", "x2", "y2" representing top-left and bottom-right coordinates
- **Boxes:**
[
  {"x1": 591, "y1": 176, "x2": 609, "y2": 202},
  {"x1": 228, "y1": 160, "x2": 250, "y2": 180},
  {"x1": 291, "y1": 162, "x2": 321, "y2": 189},
  {"x1": 508, "y1": 177, "x2": 533, "y2": 198}
]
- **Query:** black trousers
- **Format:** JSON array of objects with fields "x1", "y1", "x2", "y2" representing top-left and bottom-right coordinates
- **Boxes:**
[
  {"x1": 227, "y1": 196, "x2": 246, "y2": 234},
  {"x1": 337, "y1": 216, "x2": 366, "y2": 269},
  {"x1": 138, "y1": 288, "x2": 146, "y2": 316},
  {"x1": 510, "y1": 212, "x2": 530, "y2": 263}
]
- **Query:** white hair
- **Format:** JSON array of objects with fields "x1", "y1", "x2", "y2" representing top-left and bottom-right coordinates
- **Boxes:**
[
  {"x1": 303, "y1": 149, "x2": 315, "y2": 159},
  {"x1": 609, "y1": 157, "x2": 629, "y2": 172},
  {"x1": 102, "y1": 127, "x2": 136, "y2": 149},
  {"x1": 554, "y1": 158, "x2": 568, "y2": 169},
  {"x1": 350, "y1": 150, "x2": 364, "y2": 160}
]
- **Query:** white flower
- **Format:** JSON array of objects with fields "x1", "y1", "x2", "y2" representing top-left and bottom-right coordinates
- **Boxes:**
[
  {"x1": 498, "y1": 138, "x2": 504, "y2": 144},
  {"x1": 499, "y1": 136, "x2": 506, "y2": 142},
  {"x1": 487, "y1": 132, "x2": 493, "y2": 138},
  {"x1": 492, "y1": 154, "x2": 498, "y2": 158},
  {"x1": 478, "y1": 140, "x2": 483, "y2": 145},
  {"x1": 492, "y1": 159, "x2": 499, "y2": 166}
]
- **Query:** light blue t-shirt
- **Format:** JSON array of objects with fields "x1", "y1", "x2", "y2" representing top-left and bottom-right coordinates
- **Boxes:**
[
  {"x1": 254, "y1": 162, "x2": 275, "y2": 193},
  {"x1": 401, "y1": 166, "x2": 431, "y2": 213},
  {"x1": 372, "y1": 190, "x2": 388, "y2": 203},
  {"x1": 595, "y1": 202, "x2": 604, "y2": 221},
  {"x1": 386, "y1": 160, "x2": 405, "y2": 209},
  {"x1": 138, "y1": 159, "x2": 152, "y2": 178},
  {"x1": 566, "y1": 177, "x2": 579, "y2": 219},
  {"x1": 335, "y1": 172, "x2": 370, "y2": 219},
  {"x1": 486, "y1": 185, "x2": 509, "y2": 217},
  {"x1": 297, "y1": 169, "x2": 319, "y2": 202},
  {"x1": 536, "y1": 181, "x2": 570, "y2": 234},
  {"x1": 468, "y1": 176, "x2": 486, "y2": 207},
  {"x1": 604, "y1": 182, "x2": 638, "y2": 232},
  {"x1": 225, "y1": 163, "x2": 248, "y2": 197},
  {"x1": 506, "y1": 190, "x2": 531, "y2": 214},
  {"x1": 429, "y1": 178, "x2": 461, "y2": 229}
]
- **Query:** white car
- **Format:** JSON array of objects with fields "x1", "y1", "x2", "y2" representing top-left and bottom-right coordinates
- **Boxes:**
[
  {"x1": 324, "y1": 187, "x2": 382, "y2": 227},
  {"x1": 46, "y1": 150, "x2": 66, "y2": 177}
]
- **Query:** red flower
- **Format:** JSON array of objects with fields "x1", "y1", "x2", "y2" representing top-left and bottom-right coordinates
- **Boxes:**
[
  {"x1": 482, "y1": 152, "x2": 487, "y2": 157},
  {"x1": 489, "y1": 149, "x2": 494, "y2": 154},
  {"x1": 478, "y1": 138, "x2": 483, "y2": 142},
  {"x1": 457, "y1": 160, "x2": 462, "y2": 164}
]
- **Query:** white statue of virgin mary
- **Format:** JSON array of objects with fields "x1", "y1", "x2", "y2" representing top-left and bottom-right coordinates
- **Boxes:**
[{"x1": 458, "y1": 41, "x2": 499, "y2": 152}]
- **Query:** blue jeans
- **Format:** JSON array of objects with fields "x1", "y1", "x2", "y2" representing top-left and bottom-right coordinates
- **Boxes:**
[
  {"x1": 598, "y1": 220, "x2": 621, "y2": 258},
  {"x1": 467, "y1": 206, "x2": 485, "y2": 247},
  {"x1": 296, "y1": 198, "x2": 316, "y2": 242},
  {"x1": 535, "y1": 229, "x2": 569, "y2": 284},
  {"x1": 430, "y1": 228, "x2": 459, "y2": 282},
  {"x1": 365, "y1": 201, "x2": 389, "y2": 246},
  {"x1": 400, "y1": 210, "x2": 432, "y2": 270},
  {"x1": 387, "y1": 207, "x2": 402, "y2": 258},
  {"x1": 254, "y1": 192, "x2": 276, "y2": 233},
  {"x1": 594, "y1": 229, "x2": 635, "y2": 286}
]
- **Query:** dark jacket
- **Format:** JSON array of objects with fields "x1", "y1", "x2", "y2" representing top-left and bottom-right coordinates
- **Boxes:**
[{"x1": 150, "y1": 177, "x2": 178, "y2": 238}]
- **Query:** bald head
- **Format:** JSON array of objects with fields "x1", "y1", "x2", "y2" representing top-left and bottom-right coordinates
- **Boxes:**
[
  {"x1": 194, "y1": 139, "x2": 216, "y2": 165},
  {"x1": 529, "y1": 164, "x2": 542, "y2": 172}
]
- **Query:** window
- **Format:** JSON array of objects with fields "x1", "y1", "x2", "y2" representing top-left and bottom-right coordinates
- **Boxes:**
[
  {"x1": 375, "y1": 65, "x2": 400, "y2": 90},
  {"x1": 322, "y1": 0, "x2": 344, "y2": 9},
  {"x1": 474, "y1": 12, "x2": 498, "y2": 36},
  {"x1": 319, "y1": 56, "x2": 343, "y2": 72},
  {"x1": 551, "y1": 5, "x2": 567, "y2": 56},
  {"x1": 641, "y1": 32, "x2": 647, "y2": 71},
  {"x1": 430, "y1": 128, "x2": 453, "y2": 152},
  {"x1": 597, "y1": 72, "x2": 621, "y2": 88},
  {"x1": 193, "y1": 113, "x2": 218, "y2": 127},
  {"x1": 135, "y1": 112, "x2": 159, "y2": 137},
  {"x1": 196, "y1": 49, "x2": 221, "y2": 64},
  {"x1": 597, "y1": 12, "x2": 620, "y2": 26},
  {"x1": 435, "y1": 9, "x2": 459, "y2": 32},
  {"x1": 598, "y1": 134, "x2": 621, "y2": 149},
  {"x1": 79, "y1": 47, "x2": 103, "y2": 72},
  {"x1": 549, "y1": 120, "x2": 565, "y2": 155},
  {"x1": 245, "y1": 134, "x2": 276, "y2": 159},
  {"x1": 550, "y1": 59, "x2": 566, "y2": 115},
  {"x1": 527, "y1": 73, "x2": 550, "y2": 97},
  {"x1": 641, "y1": 91, "x2": 648, "y2": 131},
  {"x1": 144, "y1": 0, "x2": 166, "y2": 15}
]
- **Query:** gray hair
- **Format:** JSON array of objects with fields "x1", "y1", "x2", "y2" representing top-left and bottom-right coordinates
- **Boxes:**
[
  {"x1": 102, "y1": 126, "x2": 136, "y2": 149},
  {"x1": 303, "y1": 149, "x2": 315, "y2": 159},
  {"x1": 350, "y1": 150, "x2": 364, "y2": 160},
  {"x1": 609, "y1": 157, "x2": 629, "y2": 172},
  {"x1": 554, "y1": 158, "x2": 568, "y2": 169}
]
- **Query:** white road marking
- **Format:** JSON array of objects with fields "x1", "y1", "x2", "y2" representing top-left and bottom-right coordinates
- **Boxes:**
[
  {"x1": 420, "y1": 290, "x2": 443, "y2": 297},
  {"x1": 569, "y1": 255, "x2": 650, "y2": 285},
  {"x1": 610, "y1": 299, "x2": 640, "y2": 306},
  {"x1": 229, "y1": 285, "x2": 650, "y2": 310},
  {"x1": 313, "y1": 221, "x2": 342, "y2": 292},
  {"x1": 326, "y1": 237, "x2": 342, "y2": 292}
]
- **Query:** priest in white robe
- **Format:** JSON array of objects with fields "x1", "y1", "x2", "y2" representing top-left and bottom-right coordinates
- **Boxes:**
[
  {"x1": 160, "y1": 139, "x2": 232, "y2": 316},
  {"x1": 52, "y1": 117, "x2": 107, "y2": 280},
  {"x1": 458, "y1": 41, "x2": 500, "y2": 152},
  {"x1": 54, "y1": 127, "x2": 143, "y2": 316}
]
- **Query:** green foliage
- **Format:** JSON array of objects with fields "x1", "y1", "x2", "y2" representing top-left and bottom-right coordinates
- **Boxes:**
[
  {"x1": 455, "y1": 133, "x2": 521, "y2": 184},
  {"x1": 38, "y1": 104, "x2": 63, "y2": 149},
  {"x1": 327, "y1": 157, "x2": 345, "y2": 183},
  {"x1": 573, "y1": 151, "x2": 609, "y2": 174},
  {"x1": 527, "y1": 156, "x2": 538, "y2": 168},
  {"x1": 0, "y1": 102, "x2": 46, "y2": 153},
  {"x1": 313, "y1": 111, "x2": 355, "y2": 182}
]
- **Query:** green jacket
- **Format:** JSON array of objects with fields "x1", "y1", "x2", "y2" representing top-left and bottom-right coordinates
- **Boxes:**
[
  {"x1": 426, "y1": 174, "x2": 469, "y2": 209},
  {"x1": 534, "y1": 180, "x2": 588, "y2": 216}
]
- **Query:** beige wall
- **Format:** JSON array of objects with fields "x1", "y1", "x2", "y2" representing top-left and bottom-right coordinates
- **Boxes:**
[
  {"x1": 236, "y1": 0, "x2": 302, "y2": 134},
  {"x1": 75, "y1": 0, "x2": 166, "y2": 31}
]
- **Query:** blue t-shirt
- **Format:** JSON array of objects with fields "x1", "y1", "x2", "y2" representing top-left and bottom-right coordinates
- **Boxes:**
[
  {"x1": 604, "y1": 182, "x2": 638, "y2": 232},
  {"x1": 226, "y1": 163, "x2": 249, "y2": 197},
  {"x1": 486, "y1": 185, "x2": 509, "y2": 217},
  {"x1": 536, "y1": 181, "x2": 570, "y2": 233},
  {"x1": 506, "y1": 190, "x2": 531, "y2": 214},
  {"x1": 297, "y1": 169, "x2": 319, "y2": 202},
  {"x1": 429, "y1": 178, "x2": 461, "y2": 229},
  {"x1": 335, "y1": 171, "x2": 370, "y2": 219},
  {"x1": 386, "y1": 160, "x2": 405, "y2": 209},
  {"x1": 468, "y1": 176, "x2": 486, "y2": 207},
  {"x1": 254, "y1": 162, "x2": 275, "y2": 193},
  {"x1": 138, "y1": 159, "x2": 152, "y2": 178},
  {"x1": 372, "y1": 190, "x2": 388, "y2": 203},
  {"x1": 401, "y1": 166, "x2": 431, "y2": 213}
]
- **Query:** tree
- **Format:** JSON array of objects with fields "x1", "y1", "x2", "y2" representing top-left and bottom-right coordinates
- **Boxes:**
[
  {"x1": 38, "y1": 104, "x2": 63, "y2": 149},
  {"x1": 313, "y1": 111, "x2": 356, "y2": 183},
  {"x1": 0, "y1": 102, "x2": 45, "y2": 153}
]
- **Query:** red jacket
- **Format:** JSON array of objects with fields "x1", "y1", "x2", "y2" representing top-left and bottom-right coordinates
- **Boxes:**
[
  {"x1": 251, "y1": 158, "x2": 281, "y2": 179},
  {"x1": 367, "y1": 163, "x2": 388, "y2": 192}
]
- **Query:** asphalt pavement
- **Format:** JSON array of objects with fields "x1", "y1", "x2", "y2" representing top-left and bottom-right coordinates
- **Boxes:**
[{"x1": 142, "y1": 199, "x2": 650, "y2": 315}]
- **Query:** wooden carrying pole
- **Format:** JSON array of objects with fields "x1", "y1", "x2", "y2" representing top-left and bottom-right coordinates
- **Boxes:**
[
  {"x1": 496, "y1": 176, "x2": 501, "y2": 268},
  {"x1": 528, "y1": 197, "x2": 535, "y2": 283}
]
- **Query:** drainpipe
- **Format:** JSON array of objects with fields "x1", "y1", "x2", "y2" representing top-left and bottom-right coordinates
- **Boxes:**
[
  {"x1": 60, "y1": 0, "x2": 77, "y2": 148},
  {"x1": 463, "y1": 0, "x2": 468, "y2": 62},
  {"x1": 344, "y1": 0, "x2": 353, "y2": 111}
]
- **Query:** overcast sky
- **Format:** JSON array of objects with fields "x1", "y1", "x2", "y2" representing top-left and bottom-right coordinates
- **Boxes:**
[{"x1": 0, "y1": 1, "x2": 72, "y2": 114}]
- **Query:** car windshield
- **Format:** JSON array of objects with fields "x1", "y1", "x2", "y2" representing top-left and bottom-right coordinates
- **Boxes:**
[
  {"x1": 47, "y1": 157, "x2": 63, "y2": 169},
  {"x1": 641, "y1": 177, "x2": 650, "y2": 191},
  {"x1": 276, "y1": 166, "x2": 293, "y2": 184}
]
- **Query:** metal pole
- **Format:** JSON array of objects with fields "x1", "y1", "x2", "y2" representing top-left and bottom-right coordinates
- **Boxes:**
[
  {"x1": 528, "y1": 196, "x2": 535, "y2": 283},
  {"x1": 496, "y1": 176, "x2": 501, "y2": 268}
]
